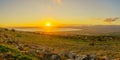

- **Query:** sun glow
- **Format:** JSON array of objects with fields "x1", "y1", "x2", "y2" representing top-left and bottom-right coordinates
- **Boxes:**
[
  {"x1": 45, "y1": 22, "x2": 51, "y2": 27},
  {"x1": 40, "y1": 20, "x2": 61, "y2": 32},
  {"x1": 43, "y1": 22, "x2": 54, "y2": 32}
]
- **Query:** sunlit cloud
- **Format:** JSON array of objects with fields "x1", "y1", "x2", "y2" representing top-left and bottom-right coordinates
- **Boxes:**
[
  {"x1": 56, "y1": 0, "x2": 62, "y2": 5},
  {"x1": 52, "y1": 0, "x2": 62, "y2": 5},
  {"x1": 89, "y1": 17, "x2": 120, "y2": 25},
  {"x1": 104, "y1": 17, "x2": 119, "y2": 23},
  {"x1": 47, "y1": 0, "x2": 62, "y2": 10}
]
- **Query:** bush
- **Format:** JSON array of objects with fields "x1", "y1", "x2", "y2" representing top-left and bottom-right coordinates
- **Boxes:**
[
  {"x1": 0, "y1": 45, "x2": 9, "y2": 53},
  {"x1": 19, "y1": 55, "x2": 32, "y2": 60},
  {"x1": 11, "y1": 29, "x2": 16, "y2": 32},
  {"x1": 4, "y1": 28, "x2": 8, "y2": 31},
  {"x1": 89, "y1": 42, "x2": 95, "y2": 46},
  {"x1": 16, "y1": 34, "x2": 22, "y2": 37}
]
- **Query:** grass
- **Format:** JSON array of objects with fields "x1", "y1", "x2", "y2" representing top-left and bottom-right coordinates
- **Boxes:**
[
  {"x1": 1, "y1": 28, "x2": 120, "y2": 58},
  {"x1": 0, "y1": 45, "x2": 33, "y2": 60}
]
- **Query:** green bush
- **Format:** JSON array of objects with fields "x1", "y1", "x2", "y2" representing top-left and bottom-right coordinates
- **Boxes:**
[
  {"x1": 0, "y1": 45, "x2": 9, "y2": 53},
  {"x1": 19, "y1": 55, "x2": 32, "y2": 60}
]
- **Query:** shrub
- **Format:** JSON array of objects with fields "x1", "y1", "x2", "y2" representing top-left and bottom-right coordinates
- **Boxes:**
[
  {"x1": 11, "y1": 29, "x2": 16, "y2": 32},
  {"x1": 0, "y1": 45, "x2": 9, "y2": 53},
  {"x1": 16, "y1": 34, "x2": 22, "y2": 37},
  {"x1": 89, "y1": 42, "x2": 95, "y2": 46},
  {"x1": 4, "y1": 28, "x2": 8, "y2": 31},
  {"x1": 19, "y1": 55, "x2": 32, "y2": 60}
]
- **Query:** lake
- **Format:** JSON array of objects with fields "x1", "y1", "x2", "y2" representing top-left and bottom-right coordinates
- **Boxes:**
[{"x1": 11, "y1": 27, "x2": 82, "y2": 32}]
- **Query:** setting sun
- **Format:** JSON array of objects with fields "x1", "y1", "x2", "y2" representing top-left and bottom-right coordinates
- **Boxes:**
[{"x1": 45, "y1": 22, "x2": 51, "y2": 27}]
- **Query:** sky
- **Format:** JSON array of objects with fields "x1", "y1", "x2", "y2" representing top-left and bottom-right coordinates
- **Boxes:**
[{"x1": 0, "y1": 0, "x2": 120, "y2": 27}]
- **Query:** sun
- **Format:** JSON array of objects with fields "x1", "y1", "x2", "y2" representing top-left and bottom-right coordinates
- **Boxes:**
[{"x1": 45, "y1": 22, "x2": 51, "y2": 27}]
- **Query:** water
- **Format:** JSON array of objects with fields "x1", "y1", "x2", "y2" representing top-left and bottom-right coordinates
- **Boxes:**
[{"x1": 12, "y1": 27, "x2": 81, "y2": 32}]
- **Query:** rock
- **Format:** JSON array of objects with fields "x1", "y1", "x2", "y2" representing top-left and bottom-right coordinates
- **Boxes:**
[
  {"x1": 83, "y1": 54, "x2": 95, "y2": 60},
  {"x1": 3, "y1": 52, "x2": 12, "y2": 60},
  {"x1": 74, "y1": 55, "x2": 83, "y2": 60},
  {"x1": 15, "y1": 44, "x2": 24, "y2": 50},
  {"x1": 43, "y1": 54, "x2": 52, "y2": 60},
  {"x1": 43, "y1": 53, "x2": 61, "y2": 60},
  {"x1": 74, "y1": 55, "x2": 86, "y2": 60},
  {"x1": 27, "y1": 49, "x2": 36, "y2": 56},
  {"x1": 64, "y1": 51, "x2": 76, "y2": 59},
  {"x1": 18, "y1": 46, "x2": 24, "y2": 50},
  {"x1": 51, "y1": 54, "x2": 61, "y2": 60},
  {"x1": 67, "y1": 59, "x2": 74, "y2": 60}
]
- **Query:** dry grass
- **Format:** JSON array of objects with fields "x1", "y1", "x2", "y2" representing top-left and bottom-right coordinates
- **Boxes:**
[{"x1": 1, "y1": 28, "x2": 120, "y2": 58}]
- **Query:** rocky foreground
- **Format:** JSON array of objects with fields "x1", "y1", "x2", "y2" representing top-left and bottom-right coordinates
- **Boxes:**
[{"x1": 0, "y1": 29, "x2": 120, "y2": 60}]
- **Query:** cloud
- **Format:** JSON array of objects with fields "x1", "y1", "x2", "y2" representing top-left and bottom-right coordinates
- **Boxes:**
[
  {"x1": 47, "y1": 0, "x2": 62, "y2": 9},
  {"x1": 56, "y1": 0, "x2": 62, "y2": 5},
  {"x1": 52, "y1": 0, "x2": 62, "y2": 5},
  {"x1": 104, "y1": 17, "x2": 119, "y2": 23}
]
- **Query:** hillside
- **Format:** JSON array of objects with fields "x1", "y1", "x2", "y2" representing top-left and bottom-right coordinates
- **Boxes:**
[{"x1": 0, "y1": 28, "x2": 120, "y2": 60}]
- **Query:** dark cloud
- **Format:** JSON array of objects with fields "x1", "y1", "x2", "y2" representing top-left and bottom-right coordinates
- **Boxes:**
[{"x1": 104, "y1": 17, "x2": 119, "y2": 23}]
